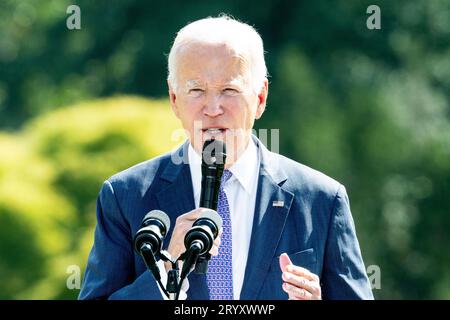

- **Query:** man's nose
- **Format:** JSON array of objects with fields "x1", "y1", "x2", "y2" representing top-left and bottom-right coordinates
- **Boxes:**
[{"x1": 203, "y1": 93, "x2": 224, "y2": 117}]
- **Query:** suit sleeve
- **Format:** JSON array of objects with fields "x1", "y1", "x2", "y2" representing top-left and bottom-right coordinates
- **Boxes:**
[
  {"x1": 78, "y1": 180, "x2": 163, "y2": 300},
  {"x1": 321, "y1": 185, "x2": 374, "y2": 300}
]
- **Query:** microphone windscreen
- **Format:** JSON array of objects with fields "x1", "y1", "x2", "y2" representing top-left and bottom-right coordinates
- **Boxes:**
[
  {"x1": 199, "y1": 209, "x2": 223, "y2": 230},
  {"x1": 143, "y1": 210, "x2": 171, "y2": 231}
]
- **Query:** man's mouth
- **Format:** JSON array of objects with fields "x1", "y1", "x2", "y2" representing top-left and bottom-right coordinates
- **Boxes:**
[
  {"x1": 201, "y1": 128, "x2": 228, "y2": 140},
  {"x1": 202, "y1": 128, "x2": 227, "y2": 134}
]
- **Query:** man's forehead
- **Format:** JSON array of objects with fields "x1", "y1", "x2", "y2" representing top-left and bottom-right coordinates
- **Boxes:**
[
  {"x1": 177, "y1": 41, "x2": 238, "y2": 57},
  {"x1": 176, "y1": 42, "x2": 250, "y2": 69},
  {"x1": 185, "y1": 79, "x2": 202, "y2": 87},
  {"x1": 175, "y1": 43, "x2": 251, "y2": 89},
  {"x1": 184, "y1": 77, "x2": 245, "y2": 88}
]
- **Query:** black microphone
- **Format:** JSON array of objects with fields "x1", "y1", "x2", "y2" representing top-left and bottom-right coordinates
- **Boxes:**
[
  {"x1": 200, "y1": 139, "x2": 227, "y2": 211},
  {"x1": 184, "y1": 209, "x2": 223, "y2": 256},
  {"x1": 177, "y1": 209, "x2": 222, "y2": 299},
  {"x1": 134, "y1": 210, "x2": 171, "y2": 282},
  {"x1": 192, "y1": 139, "x2": 227, "y2": 274}
]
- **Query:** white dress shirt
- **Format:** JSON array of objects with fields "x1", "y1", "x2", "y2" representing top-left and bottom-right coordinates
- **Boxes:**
[
  {"x1": 188, "y1": 139, "x2": 260, "y2": 300},
  {"x1": 157, "y1": 139, "x2": 260, "y2": 300}
]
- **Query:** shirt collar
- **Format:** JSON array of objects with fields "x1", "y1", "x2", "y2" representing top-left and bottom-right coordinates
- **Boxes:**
[
  {"x1": 188, "y1": 138, "x2": 259, "y2": 196},
  {"x1": 227, "y1": 139, "x2": 258, "y2": 194}
]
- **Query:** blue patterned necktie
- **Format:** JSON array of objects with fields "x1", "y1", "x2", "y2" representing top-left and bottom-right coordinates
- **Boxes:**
[{"x1": 206, "y1": 169, "x2": 233, "y2": 300}]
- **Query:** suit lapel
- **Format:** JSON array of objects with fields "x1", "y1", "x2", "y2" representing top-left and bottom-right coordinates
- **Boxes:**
[
  {"x1": 240, "y1": 139, "x2": 294, "y2": 299},
  {"x1": 155, "y1": 165, "x2": 195, "y2": 223},
  {"x1": 155, "y1": 142, "x2": 195, "y2": 223}
]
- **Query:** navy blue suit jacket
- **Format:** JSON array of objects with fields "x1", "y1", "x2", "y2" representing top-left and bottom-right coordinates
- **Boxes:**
[{"x1": 79, "y1": 137, "x2": 374, "y2": 300}]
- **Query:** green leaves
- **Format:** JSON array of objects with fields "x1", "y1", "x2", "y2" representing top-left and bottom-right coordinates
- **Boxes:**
[{"x1": 0, "y1": 96, "x2": 181, "y2": 299}]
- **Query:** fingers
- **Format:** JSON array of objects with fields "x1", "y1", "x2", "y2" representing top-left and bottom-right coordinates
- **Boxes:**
[
  {"x1": 209, "y1": 235, "x2": 221, "y2": 256},
  {"x1": 209, "y1": 245, "x2": 219, "y2": 256},
  {"x1": 176, "y1": 208, "x2": 204, "y2": 222},
  {"x1": 282, "y1": 283, "x2": 314, "y2": 300},
  {"x1": 172, "y1": 209, "x2": 203, "y2": 238},
  {"x1": 279, "y1": 253, "x2": 292, "y2": 273},
  {"x1": 209, "y1": 228, "x2": 222, "y2": 256},
  {"x1": 279, "y1": 254, "x2": 322, "y2": 300},
  {"x1": 214, "y1": 235, "x2": 221, "y2": 247},
  {"x1": 282, "y1": 271, "x2": 321, "y2": 299},
  {"x1": 169, "y1": 209, "x2": 223, "y2": 260},
  {"x1": 285, "y1": 264, "x2": 320, "y2": 283},
  {"x1": 167, "y1": 208, "x2": 207, "y2": 260}
]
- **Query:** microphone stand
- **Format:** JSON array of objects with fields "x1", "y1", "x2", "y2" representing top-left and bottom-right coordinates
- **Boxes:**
[
  {"x1": 141, "y1": 245, "x2": 205, "y2": 300},
  {"x1": 158, "y1": 250, "x2": 179, "y2": 300},
  {"x1": 176, "y1": 242, "x2": 202, "y2": 300},
  {"x1": 155, "y1": 246, "x2": 200, "y2": 301},
  {"x1": 139, "y1": 244, "x2": 170, "y2": 299}
]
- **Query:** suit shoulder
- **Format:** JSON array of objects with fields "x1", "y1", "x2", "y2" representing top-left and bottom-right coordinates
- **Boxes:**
[
  {"x1": 273, "y1": 153, "x2": 343, "y2": 197},
  {"x1": 106, "y1": 150, "x2": 173, "y2": 188}
]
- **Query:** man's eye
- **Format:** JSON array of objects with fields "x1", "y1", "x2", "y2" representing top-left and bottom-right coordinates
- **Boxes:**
[
  {"x1": 189, "y1": 89, "x2": 204, "y2": 96},
  {"x1": 223, "y1": 88, "x2": 239, "y2": 94}
]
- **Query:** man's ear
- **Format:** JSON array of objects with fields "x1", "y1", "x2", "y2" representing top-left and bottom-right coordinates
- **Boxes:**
[
  {"x1": 255, "y1": 79, "x2": 268, "y2": 120},
  {"x1": 168, "y1": 80, "x2": 180, "y2": 118}
]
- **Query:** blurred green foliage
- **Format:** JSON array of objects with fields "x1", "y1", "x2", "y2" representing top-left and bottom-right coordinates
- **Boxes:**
[
  {"x1": 0, "y1": 96, "x2": 182, "y2": 299},
  {"x1": 0, "y1": 0, "x2": 449, "y2": 299}
]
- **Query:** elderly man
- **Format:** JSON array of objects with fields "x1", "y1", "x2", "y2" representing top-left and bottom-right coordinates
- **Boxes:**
[{"x1": 79, "y1": 16, "x2": 374, "y2": 300}]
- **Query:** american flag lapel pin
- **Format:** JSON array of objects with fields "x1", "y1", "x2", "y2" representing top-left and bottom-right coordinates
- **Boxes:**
[{"x1": 272, "y1": 200, "x2": 284, "y2": 207}]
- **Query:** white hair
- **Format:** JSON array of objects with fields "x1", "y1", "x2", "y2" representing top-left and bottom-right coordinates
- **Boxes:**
[{"x1": 167, "y1": 15, "x2": 268, "y2": 93}]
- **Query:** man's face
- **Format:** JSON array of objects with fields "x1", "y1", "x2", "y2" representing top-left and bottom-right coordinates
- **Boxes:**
[{"x1": 168, "y1": 43, "x2": 268, "y2": 165}]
